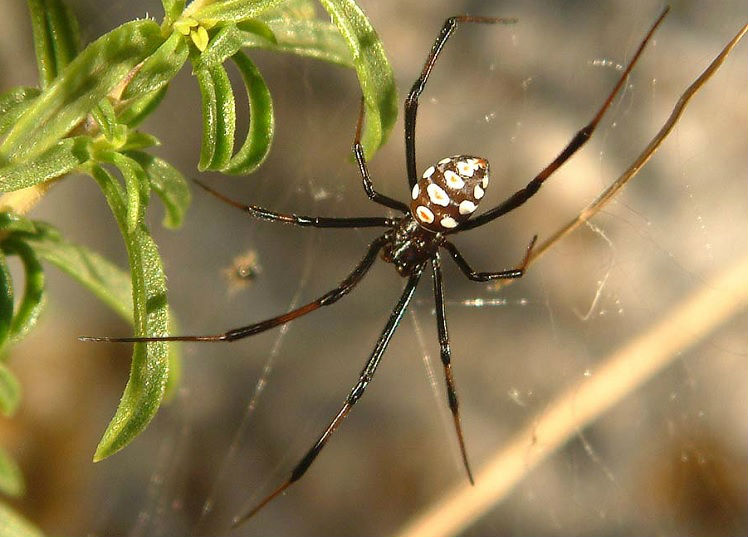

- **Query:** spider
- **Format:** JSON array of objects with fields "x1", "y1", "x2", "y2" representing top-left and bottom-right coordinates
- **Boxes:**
[{"x1": 85, "y1": 8, "x2": 672, "y2": 525}]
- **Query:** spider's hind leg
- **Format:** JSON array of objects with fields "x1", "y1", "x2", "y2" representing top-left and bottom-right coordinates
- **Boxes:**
[
  {"x1": 431, "y1": 252, "x2": 474, "y2": 484},
  {"x1": 232, "y1": 265, "x2": 426, "y2": 526}
]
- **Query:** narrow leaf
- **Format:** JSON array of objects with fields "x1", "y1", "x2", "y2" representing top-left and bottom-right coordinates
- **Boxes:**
[
  {"x1": 258, "y1": 0, "x2": 317, "y2": 22},
  {"x1": 236, "y1": 19, "x2": 277, "y2": 44},
  {"x1": 0, "y1": 501, "x2": 43, "y2": 537},
  {"x1": 162, "y1": 0, "x2": 186, "y2": 28},
  {"x1": 27, "y1": 0, "x2": 57, "y2": 88},
  {"x1": 22, "y1": 221, "x2": 132, "y2": 321},
  {"x1": 1, "y1": 239, "x2": 46, "y2": 343},
  {"x1": 206, "y1": 64, "x2": 235, "y2": 170},
  {"x1": 0, "y1": 213, "x2": 37, "y2": 235},
  {"x1": 195, "y1": 23, "x2": 245, "y2": 69},
  {"x1": 120, "y1": 131, "x2": 160, "y2": 152},
  {"x1": 26, "y1": 0, "x2": 80, "y2": 88},
  {"x1": 0, "y1": 445, "x2": 24, "y2": 497},
  {"x1": 88, "y1": 164, "x2": 170, "y2": 460},
  {"x1": 90, "y1": 98, "x2": 118, "y2": 141},
  {"x1": 0, "y1": 88, "x2": 40, "y2": 141},
  {"x1": 44, "y1": 0, "x2": 82, "y2": 72},
  {"x1": 0, "y1": 19, "x2": 162, "y2": 164},
  {"x1": 192, "y1": 0, "x2": 287, "y2": 24},
  {"x1": 118, "y1": 87, "x2": 167, "y2": 128},
  {"x1": 0, "y1": 136, "x2": 90, "y2": 192},
  {"x1": 317, "y1": 0, "x2": 397, "y2": 156},
  {"x1": 241, "y1": 18, "x2": 353, "y2": 67},
  {"x1": 195, "y1": 66, "x2": 218, "y2": 169},
  {"x1": 14, "y1": 220, "x2": 182, "y2": 402},
  {"x1": 0, "y1": 362, "x2": 20, "y2": 416},
  {"x1": 126, "y1": 151, "x2": 191, "y2": 229},
  {"x1": 0, "y1": 252, "x2": 12, "y2": 350},
  {"x1": 224, "y1": 51, "x2": 274, "y2": 174},
  {"x1": 122, "y1": 31, "x2": 189, "y2": 101},
  {"x1": 97, "y1": 151, "x2": 150, "y2": 234}
]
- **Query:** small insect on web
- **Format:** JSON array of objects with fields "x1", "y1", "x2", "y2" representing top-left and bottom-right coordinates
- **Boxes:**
[{"x1": 80, "y1": 6, "x2": 747, "y2": 526}]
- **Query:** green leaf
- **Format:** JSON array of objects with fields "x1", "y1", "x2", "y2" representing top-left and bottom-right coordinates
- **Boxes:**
[
  {"x1": 27, "y1": 0, "x2": 81, "y2": 89},
  {"x1": 194, "y1": 64, "x2": 236, "y2": 171},
  {"x1": 0, "y1": 19, "x2": 162, "y2": 164},
  {"x1": 0, "y1": 252, "x2": 11, "y2": 350},
  {"x1": 0, "y1": 213, "x2": 37, "y2": 235},
  {"x1": 122, "y1": 31, "x2": 189, "y2": 101},
  {"x1": 0, "y1": 501, "x2": 43, "y2": 537},
  {"x1": 207, "y1": 64, "x2": 235, "y2": 170},
  {"x1": 97, "y1": 151, "x2": 150, "y2": 234},
  {"x1": 236, "y1": 19, "x2": 277, "y2": 44},
  {"x1": 118, "y1": 87, "x2": 168, "y2": 128},
  {"x1": 0, "y1": 239, "x2": 46, "y2": 343},
  {"x1": 258, "y1": 0, "x2": 317, "y2": 21},
  {"x1": 0, "y1": 136, "x2": 90, "y2": 192},
  {"x1": 192, "y1": 0, "x2": 287, "y2": 24},
  {"x1": 88, "y1": 164, "x2": 170, "y2": 460},
  {"x1": 90, "y1": 98, "x2": 118, "y2": 142},
  {"x1": 195, "y1": 23, "x2": 245, "y2": 69},
  {"x1": 161, "y1": 0, "x2": 186, "y2": 28},
  {"x1": 0, "y1": 364, "x2": 21, "y2": 417},
  {"x1": 224, "y1": 51, "x2": 274, "y2": 174},
  {"x1": 22, "y1": 222, "x2": 132, "y2": 320},
  {"x1": 241, "y1": 18, "x2": 353, "y2": 67},
  {"x1": 12, "y1": 220, "x2": 182, "y2": 402},
  {"x1": 126, "y1": 151, "x2": 191, "y2": 229},
  {"x1": 0, "y1": 88, "x2": 40, "y2": 141},
  {"x1": 0, "y1": 445, "x2": 24, "y2": 497},
  {"x1": 120, "y1": 131, "x2": 160, "y2": 152},
  {"x1": 317, "y1": 0, "x2": 397, "y2": 157}
]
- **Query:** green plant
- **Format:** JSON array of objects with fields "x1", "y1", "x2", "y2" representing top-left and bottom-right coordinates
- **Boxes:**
[{"x1": 0, "y1": 0, "x2": 396, "y2": 533}]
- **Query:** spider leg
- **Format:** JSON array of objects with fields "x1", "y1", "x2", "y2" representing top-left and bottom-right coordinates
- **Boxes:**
[
  {"x1": 193, "y1": 179, "x2": 397, "y2": 228},
  {"x1": 405, "y1": 16, "x2": 517, "y2": 189},
  {"x1": 442, "y1": 235, "x2": 536, "y2": 282},
  {"x1": 353, "y1": 97, "x2": 409, "y2": 212},
  {"x1": 431, "y1": 252, "x2": 473, "y2": 484},
  {"x1": 80, "y1": 236, "x2": 388, "y2": 343},
  {"x1": 459, "y1": 7, "x2": 670, "y2": 232},
  {"x1": 232, "y1": 265, "x2": 426, "y2": 526}
]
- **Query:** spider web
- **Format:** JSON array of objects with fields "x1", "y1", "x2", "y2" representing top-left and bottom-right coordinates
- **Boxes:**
[{"x1": 1, "y1": 1, "x2": 746, "y2": 536}]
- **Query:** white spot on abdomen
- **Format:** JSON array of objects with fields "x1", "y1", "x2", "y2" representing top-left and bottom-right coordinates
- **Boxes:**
[
  {"x1": 459, "y1": 200, "x2": 477, "y2": 215},
  {"x1": 444, "y1": 170, "x2": 465, "y2": 189},
  {"x1": 440, "y1": 216, "x2": 458, "y2": 229},
  {"x1": 427, "y1": 183, "x2": 450, "y2": 206},
  {"x1": 416, "y1": 205, "x2": 434, "y2": 223},
  {"x1": 411, "y1": 183, "x2": 420, "y2": 200}
]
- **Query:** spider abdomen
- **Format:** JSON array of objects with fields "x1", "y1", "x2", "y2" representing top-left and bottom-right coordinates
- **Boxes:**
[{"x1": 409, "y1": 155, "x2": 489, "y2": 233}]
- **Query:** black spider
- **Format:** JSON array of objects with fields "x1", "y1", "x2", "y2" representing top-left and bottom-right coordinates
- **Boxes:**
[{"x1": 84, "y1": 9, "x2": 670, "y2": 524}]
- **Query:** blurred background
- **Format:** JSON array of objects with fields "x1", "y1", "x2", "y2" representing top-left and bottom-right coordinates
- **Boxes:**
[{"x1": 1, "y1": 0, "x2": 746, "y2": 535}]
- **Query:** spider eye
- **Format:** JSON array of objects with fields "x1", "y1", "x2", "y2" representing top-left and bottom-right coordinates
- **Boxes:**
[{"x1": 410, "y1": 155, "x2": 489, "y2": 232}]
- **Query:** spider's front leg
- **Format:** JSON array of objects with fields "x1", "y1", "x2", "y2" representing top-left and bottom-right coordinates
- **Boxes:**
[
  {"x1": 232, "y1": 265, "x2": 426, "y2": 526},
  {"x1": 441, "y1": 235, "x2": 537, "y2": 282},
  {"x1": 192, "y1": 179, "x2": 396, "y2": 228},
  {"x1": 460, "y1": 8, "x2": 670, "y2": 232},
  {"x1": 404, "y1": 15, "x2": 517, "y2": 189},
  {"x1": 352, "y1": 97, "x2": 409, "y2": 213}
]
